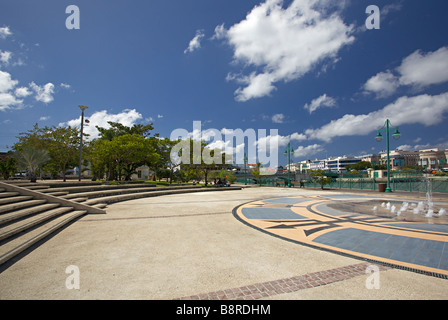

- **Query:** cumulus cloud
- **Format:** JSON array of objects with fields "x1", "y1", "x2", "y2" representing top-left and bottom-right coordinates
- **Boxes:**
[
  {"x1": 304, "y1": 93, "x2": 337, "y2": 113},
  {"x1": 14, "y1": 86, "x2": 31, "y2": 98},
  {"x1": 293, "y1": 144, "x2": 323, "y2": 158},
  {"x1": 184, "y1": 30, "x2": 205, "y2": 54},
  {"x1": 61, "y1": 109, "x2": 143, "y2": 140},
  {"x1": 0, "y1": 70, "x2": 18, "y2": 93},
  {"x1": 271, "y1": 113, "x2": 284, "y2": 123},
  {"x1": 218, "y1": 0, "x2": 355, "y2": 101},
  {"x1": 362, "y1": 71, "x2": 400, "y2": 98},
  {"x1": 397, "y1": 47, "x2": 448, "y2": 88},
  {"x1": 305, "y1": 92, "x2": 448, "y2": 142},
  {"x1": 29, "y1": 82, "x2": 55, "y2": 103},
  {"x1": 363, "y1": 46, "x2": 448, "y2": 98},
  {"x1": 0, "y1": 50, "x2": 12, "y2": 65},
  {"x1": 0, "y1": 26, "x2": 12, "y2": 39},
  {"x1": 0, "y1": 70, "x2": 22, "y2": 111}
]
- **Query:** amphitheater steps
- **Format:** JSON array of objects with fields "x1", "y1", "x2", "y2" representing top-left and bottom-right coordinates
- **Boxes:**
[
  {"x1": 0, "y1": 184, "x2": 90, "y2": 266},
  {"x1": 0, "y1": 209, "x2": 86, "y2": 266}
]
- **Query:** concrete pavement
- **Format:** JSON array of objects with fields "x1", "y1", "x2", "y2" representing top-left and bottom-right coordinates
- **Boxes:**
[{"x1": 0, "y1": 187, "x2": 447, "y2": 299}]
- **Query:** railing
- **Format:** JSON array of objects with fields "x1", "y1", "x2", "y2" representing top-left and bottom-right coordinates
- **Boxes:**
[{"x1": 236, "y1": 175, "x2": 448, "y2": 193}]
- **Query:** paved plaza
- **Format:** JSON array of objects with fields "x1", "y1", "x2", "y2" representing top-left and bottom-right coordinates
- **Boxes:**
[{"x1": 0, "y1": 187, "x2": 447, "y2": 299}]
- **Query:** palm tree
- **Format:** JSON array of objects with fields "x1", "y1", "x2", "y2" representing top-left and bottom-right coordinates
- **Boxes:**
[{"x1": 13, "y1": 147, "x2": 50, "y2": 182}]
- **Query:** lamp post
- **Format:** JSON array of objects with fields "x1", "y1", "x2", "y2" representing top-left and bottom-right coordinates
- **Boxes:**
[
  {"x1": 244, "y1": 153, "x2": 248, "y2": 185},
  {"x1": 284, "y1": 142, "x2": 294, "y2": 187},
  {"x1": 78, "y1": 105, "x2": 88, "y2": 182},
  {"x1": 375, "y1": 119, "x2": 401, "y2": 192}
]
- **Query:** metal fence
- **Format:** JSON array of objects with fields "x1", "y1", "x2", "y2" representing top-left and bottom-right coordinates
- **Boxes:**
[{"x1": 235, "y1": 172, "x2": 448, "y2": 193}]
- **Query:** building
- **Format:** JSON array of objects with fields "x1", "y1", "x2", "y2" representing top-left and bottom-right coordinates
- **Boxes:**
[
  {"x1": 418, "y1": 148, "x2": 447, "y2": 171},
  {"x1": 326, "y1": 156, "x2": 361, "y2": 172},
  {"x1": 378, "y1": 150, "x2": 419, "y2": 170}
]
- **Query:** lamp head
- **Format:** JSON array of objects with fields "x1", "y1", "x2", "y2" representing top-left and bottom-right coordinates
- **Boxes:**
[
  {"x1": 375, "y1": 132, "x2": 383, "y2": 142},
  {"x1": 392, "y1": 128, "x2": 401, "y2": 140}
]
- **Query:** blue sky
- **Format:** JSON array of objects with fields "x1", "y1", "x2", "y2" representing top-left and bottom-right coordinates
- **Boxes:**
[{"x1": 1, "y1": 0, "x2": 448, "y2": 167}]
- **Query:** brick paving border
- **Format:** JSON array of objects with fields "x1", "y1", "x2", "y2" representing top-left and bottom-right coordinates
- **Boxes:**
[{"x1": 174, "y1": 262, "x2": 390, "y2": 300}]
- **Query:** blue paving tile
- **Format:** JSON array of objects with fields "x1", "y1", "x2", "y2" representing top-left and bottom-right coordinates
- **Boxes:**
[
  {"x1": 241, "y1": 207, "x2": 307, "y2": 220},
  {"x1": 315, "y1": 203, "x2": 349, "y2": 217},
  {"x1": 263, "y1": 198, "x2": 311, "y2": 205},
  {"x1": 313, "y1": 228, "x2": 448, "y2": 271},
  {"x1": 384, "y1": 223, "x2": 448, "y2": 233},
  {"x1": 322, "y1": 194, "x2": 376, "y2": 199}
]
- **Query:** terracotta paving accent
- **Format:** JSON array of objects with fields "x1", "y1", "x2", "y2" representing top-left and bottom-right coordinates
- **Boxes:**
[{"x1": 174, "y1": 262, "x2": 389, "y2": 300}]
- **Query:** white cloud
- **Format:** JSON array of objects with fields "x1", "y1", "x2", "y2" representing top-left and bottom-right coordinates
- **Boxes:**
[
  {"x1": 211, "y1": 24, "x2": 227, "y2": 40},
  {"x1": 304, "y1": 93, "x2": 337, "y2": 113},
  {"x1": 39, "y1": 116, "x2": 50, "y2": 121},
  {"x1": 362, "y1": 71, "x2": 400, "y2": 98},
  {"x1": 271, "y1": 113, "x2": 284, "y2": 123},
  {"x1": 60, "y1": 83, "x2": 71, "y2": 89},
  {"x1": 0, "y1": 26, "x2": 12, "y2": 39},
  {"x1": 397, "y1": 46, "x2": 448, "y2": 88},
  {"x1": 15, "y1": 86, "x2": 31, "y2": 98},
  {"x1": 0, "y1": 50, "x2": 12, "y2": 65},
  {"x1": 293, "y1": 144, "x2": 323, "y2": 158},
  {"x1": 0, "y1": 92, "x2": 22, "y2": 111},
  {"x1": 0, "y1": 70, "x2": 22, "y2": 111},
  {"x1": 305, "y1": 92, "x2": 448, "y2": 142},
  {"x1": 363, "y1": 46, "x2": 448, "y2": 98},
  {"x1": 184, "y1": 30, "x2": 205, "y2": 54},
  {"x1": 218, "y1": 0, "x2": 355, "y2": 101},
  {"x1": 61, "y1": 109, "x2": 143, "y2": 140},
  {"x1": 0, "y1": 70, "x2": 18, "y2": 93},
  {"x1": 29, "y1": 82, "x2": 55, "y2": 103}
]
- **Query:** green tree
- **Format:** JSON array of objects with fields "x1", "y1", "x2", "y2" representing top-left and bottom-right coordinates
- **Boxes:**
[
  {"x1": 90, "y1": 122, "x2": 158, "y2": 181},
  {"x1": 250, "y1": 162, "x2": 263, "y2": 182},
  {"x1": 42, "y1": 126, "x2": 80, "y2": 181},
  {"x1": 0, "y1": 154, "x2": 17, "y2": 180},
  {"x1": 309, "y1": 169, "x2": 332, "y2": 190},
  {"x1": 345, "y1": 161, "x2": 372, "y2": 172},
  {"x1": 13, "y1": 147, "x2": 50, "y2": 182},
  {"x1": 12, "y1": 123, "x2": 84, "y2": 181}
]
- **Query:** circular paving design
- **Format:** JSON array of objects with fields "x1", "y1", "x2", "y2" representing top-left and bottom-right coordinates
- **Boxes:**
[{"x1": 233, "y1": 194, "x2": 448, "y2": 278}]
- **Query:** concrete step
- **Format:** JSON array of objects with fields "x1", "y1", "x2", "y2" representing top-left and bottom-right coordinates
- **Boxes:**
[
  {"x1": 0, "y1": 206, "x2": 74, "y2": 242},
  {"x1": 46, "y1": 191, "x2": 69, "y2": 197},
  {"x1": 92, "y1": 203, "x2": 107, "y2": 209},
  {"x1": 22, "y1": 185, "x2": 50, "y2": 190},
  {"x1": 59, "y1": 186, "x2": 162, "y2": 199},
  {"x1": 69, "y1": 197, "x2": 89, "y2": 203},
  {"x1": 0, "y1": 192, "x2": 20, "y2": 198},
  {"x1": 83, "y1": 186, "x2": 238, "y2": 205},
  {"x1": 39, "y1": 183, "x2": 158, "y2": 195},
  {"x1": 0, "y1": 195, "x2": 35, "y2": 206},
  {"x1": 0, "y1": 188, "x2": 6, "y2": 192},
  {"x1": 0, "y1": 203, "x2": 61, "y2": 226},
  {"x1": 0, "y1": 199, "x2": 48, "y2": 214},
  {"x1": 0, "y1": 209, "x2": 87, "y2": 265}
]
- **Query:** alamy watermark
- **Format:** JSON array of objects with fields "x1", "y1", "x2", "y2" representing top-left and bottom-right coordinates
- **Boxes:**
[
  {"x1": 65, "y1": 265, "x2": 80, "y2": 290},
  {"x1": 170, "y1": 121, "x2": 279, "y2": 175},
  {"x1": 365, "y1": 264, "x2": 381, "y2": 289}
]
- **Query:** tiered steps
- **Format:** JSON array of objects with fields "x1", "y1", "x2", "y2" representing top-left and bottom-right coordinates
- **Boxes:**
[
  {"x1": 0, "y1": 186, "x2": 88, "y2": 266},
  {"x1": 36, "y1": 183, "x2": 242, "y2": 207},
  {"x1": 0, "y1": 180, "x2": 242, "y2": 266}
]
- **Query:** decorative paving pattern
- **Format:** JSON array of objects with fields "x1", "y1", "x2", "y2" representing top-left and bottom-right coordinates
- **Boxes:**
[
  {"x1": 174, "y1": 262, "x2": 388, "y2": 300},
  {"x1": 233, "y1": 195, "x2": 448, "y2": 278}
]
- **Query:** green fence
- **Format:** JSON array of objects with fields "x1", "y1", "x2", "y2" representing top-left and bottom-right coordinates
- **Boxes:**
[{"x1": 236, "y1": 176, "x2": 448, "y2": 193}]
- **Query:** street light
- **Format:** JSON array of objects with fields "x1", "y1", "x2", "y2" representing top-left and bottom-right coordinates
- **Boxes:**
[
  {"x1": 375, "y1": 119, "x2": 401, "y2": 192},
  {"x1": 78, "y1": 105, "x2": 88, "y2": 182},
  {"x1": 284, "y1": 142, "x2": 294, "y2": 187}
]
